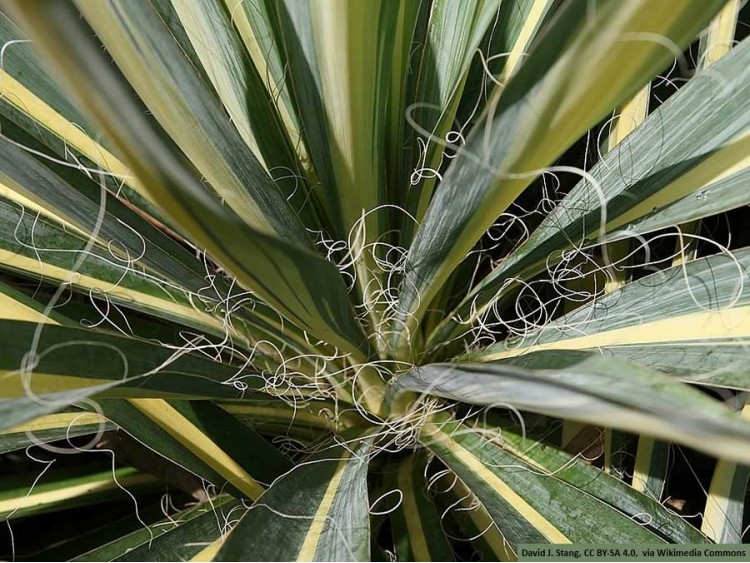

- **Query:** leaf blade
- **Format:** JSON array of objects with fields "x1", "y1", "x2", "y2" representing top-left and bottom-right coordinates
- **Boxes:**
[
  {"x1": 216, "y1": 430, "x2": 374, "y2": 562},
  {"x1": 391, "y1": 354, "x2": 750, "y2": 463}
]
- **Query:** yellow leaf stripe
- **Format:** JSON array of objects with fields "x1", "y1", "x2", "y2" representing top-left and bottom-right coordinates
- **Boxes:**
[
  {"x1": 0, "y1": 372, "x2": 111, "y2": 398},
  {"x1": 0, "y1": 471, "x2": 155, "y2": 514},
  {"x1": 2, "y1": 411, "x2": 104, "y2": 434},
  {"x1": 422, "y1": 423, "x2": 570, "y2": 544},
  {"x1": 296, "y1": 449, "x2": 354, "y2": 561},
  {"x1": 0, "y1": 249, "x2": 228, "y2": 337},
  {"x1": 190, "y1": 536, "x2": 227, "y2": 562},
  {"x1": 448, "y1": 475, "x2": 515, "y2": 562},
  {"x1": 481, "y1": 305, "x2": 750, "y2": 361},
  {"x1": 702, "y1": 0, "x2": 740, "y2": 68},
  {"x1": 398, "y1": 457, "x2": 430, "y2": 561},
  {"x1": 129, "y1": 398, "x2": 263, "y2": 500},
  {"x1": 608, "y1": 87, "x2": 650, "y2": 149},
  {"x1": 0, "y1": 70, "x2": 152, "y2": 204},
  {"x1": 0, "y1": 290, "x2": 53, "y2": 325},
  {"x1": 502, "y1": 0, "x2": 553, "y2": 79}
]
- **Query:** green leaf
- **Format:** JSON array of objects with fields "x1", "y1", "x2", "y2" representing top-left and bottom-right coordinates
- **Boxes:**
[
  {"x1": 0, "y1": 13, "x2": 167, "y2": 224},
  {"x1": 0, "y1": 466, "x2": 159, "y2": 520},
  {"x1": 96, "y1": 399, "x2": 230, "y2": 497},
  {"x1": 395, "y1": 0, "x2": 726, "y2": 355},
  {"x1": 31, "y1": 503, "x2": 169, "y2": 561},
  {"x1": 267, "y1": 0, "x2": 407, "y2": 340},
  {"x1": 484, "y1": 419, "x2": 706, "y2": 543},
  {"x1": 264, "y1": 0, "x2": 345, "y2": 238},
  {"x1": 455, "y1": 0, "x2": 559, "y2": 128},
  {"x1": 170, "y1": 0, "x2": 316, "y2": 228},
  {"x1": 701, "y1": 398, "x2": 750, "y2": 543},
  {"x1": 0, "y1": 11, "x2": 92, "y2": 132},
  {"x1": 6, "y1": 0, "x2": 371, "y2": 358},
  {"x1": 431, "y1": 30, "x2": 750, "y2": 352},
  {"x1": 0, "y1": 320, "x2": 263, "y2": 421},
  {"x1": 387, "y1": 454, "x2": 454, "y2": 562},
  {"x1": 221, "y1": 398, "x2": 364, "y2": 432},
  {"x1": 600, "y1": 167, "x2": 750, "y2": 244},
  {"x1": 472, "y1": 247, "x2": 750, "y2": 390},
  {"x1": 0, "y1": 385, "x2": 118, "y2": 433},
  {"x1": 0, "y1": 277, "x2": 70, "y2": 326},
  {"x1": 97, "y1": 398, "x2": 292, "y2": 500},
  {"x1": 0, "y1": 130, "x2": 211, "y2": 297},
  {"x1": 220, "y1": 0, "x2": 309, "y2": 177},
  {"x1": 167, "y1": 400, "x2": 293, "y2": 485},
  {"x1": 217, "y1": 430, "x2": 374, "y2": 562},
  {"x1": 73, "y1": 495, "x2": 240, "y2": 562},
  {"x1": 73, "y1": 0, "x2": 306, "y2": 242},
  {"x1": 0, "y1": 410, "x2": 111, "y2": 454},
  {"x1": 420, "y1": 413, "x2": 662, "y2": 547},
  {"x1": 267, "y1": 0, "x2": 404, "y2": 245},
  {"x1": 390, "y1": 354, "x2": 750, "y2": 463},
  {"x1": 0, "y1": 186, "x2": 237, "y2": 345},
  {"x1": 400, "y1": 0, "x2": 502, "y2": 239}
]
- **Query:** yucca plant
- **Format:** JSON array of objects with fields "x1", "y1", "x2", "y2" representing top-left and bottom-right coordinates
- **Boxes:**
[{"x1": 1, "y1": 0, "x2": 750, "y2": 560}]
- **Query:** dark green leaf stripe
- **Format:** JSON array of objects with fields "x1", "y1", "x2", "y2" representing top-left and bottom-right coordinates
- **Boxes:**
[
  {"x1": 432, "y1": 471, "x2": 513, "y2": 561},
  {"x1": 0, "y1": 277, "x2": 70, "y2": 325},
  {"x1": 593, "y1": 345, "x2": 750, "y2": 391},
  {"x1": 221, "y1": 0, "x2": 301, "y2": 148},
  {"x1": 455, "y1": 0, "x2": 560, "y2": 131}
]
